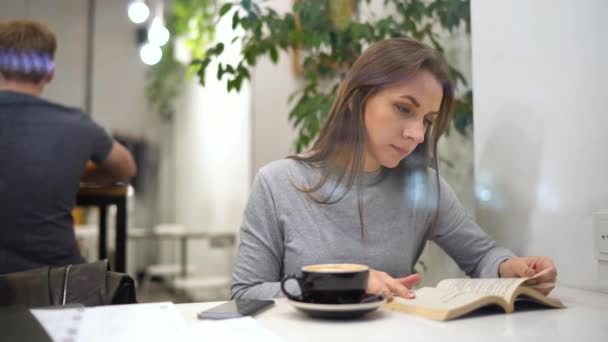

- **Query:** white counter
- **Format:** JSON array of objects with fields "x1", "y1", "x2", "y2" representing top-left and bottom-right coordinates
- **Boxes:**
[{"x1": 177, "y1": 287, "x2": 608, "y2": 341}]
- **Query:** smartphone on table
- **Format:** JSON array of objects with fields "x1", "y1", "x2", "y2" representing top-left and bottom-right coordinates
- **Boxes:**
[{"x1": 197, "y1": 299, "x2": 275, "y2": 320}]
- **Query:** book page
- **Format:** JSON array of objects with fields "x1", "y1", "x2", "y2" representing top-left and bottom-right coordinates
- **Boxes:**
[
  {"x1": 393, "y1": 287, "x2": 487, "y2": 310},
  {"x1": 436, "y1": 278, "x2": 527, "y2": 300}
]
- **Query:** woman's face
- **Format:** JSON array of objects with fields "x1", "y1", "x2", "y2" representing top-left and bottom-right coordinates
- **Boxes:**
[{"x1": 363, "y1": 70, "x2": 443, "y2": 171}]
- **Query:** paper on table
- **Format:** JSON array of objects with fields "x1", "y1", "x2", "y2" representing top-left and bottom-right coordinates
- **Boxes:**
[
  {"x1": 77, "y1": 302, "x2": 187, "y2": 342},
  {"x1": 184, "y1": 316, "x2": 284, "y2": 342},
  {"x1": 31, "y1": 307, "x2": 85, "y2": 342},
  {"x1": 32, "y1": 302, "x2": 187, "y2": 342}
]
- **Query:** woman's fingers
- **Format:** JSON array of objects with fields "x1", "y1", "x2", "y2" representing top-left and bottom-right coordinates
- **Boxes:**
[
  {"x1": 533, "y1": 266, "x2": 557, "y2": 284},
  {"x1": 391, "y1": 280, "x2": 415, "y2": 299},
  {"x1": 396, "y1": 274, "x2": 422, "y2": 289},
  {"x1": 367, "y1": 270, "x2": 420, "y2": 302},
  {"x1": 531, "y1": 258, "x2": 558, "y2": 284},
  {"x1": 378, "y1": 286, "x2": 394, "y2": 301},
  {"x1": 500, "y1": 257, "x2": 558, "y2": 295},
  {"x1": 368, "y1": 271, "x2": 421, "y2": 301},
  {"x1": 512, "y1": 258, "x2": 536, "y2": 277},
  {"x1": 367, "y1": 270, "x2": 389, "y2": 296}
]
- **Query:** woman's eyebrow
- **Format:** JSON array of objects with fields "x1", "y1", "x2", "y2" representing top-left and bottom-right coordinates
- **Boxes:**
[
  {"x1": 399, "y1": 94, "x2": 439, "y2": 114},
  {"x1": 399, "y1": 94, "x2": 420, "y2": 107}
]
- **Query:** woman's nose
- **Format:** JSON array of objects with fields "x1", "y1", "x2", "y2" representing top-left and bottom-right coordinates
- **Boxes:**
[{"x1": 402, "y1": 120, "x2": 425, "y2": 144}]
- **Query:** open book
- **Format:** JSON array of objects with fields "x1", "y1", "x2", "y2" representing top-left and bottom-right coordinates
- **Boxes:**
[{"x1": 384, "y1": 270, "x2": 565, "y2": 321}]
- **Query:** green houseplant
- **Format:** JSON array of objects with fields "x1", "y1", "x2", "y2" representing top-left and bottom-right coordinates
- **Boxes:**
[
  {"x1": 152, "y1": 0, "x2": 472, "y2": 151},
  {"x1": 146, "y1": 0, "x2": 218, "y2": 120}
]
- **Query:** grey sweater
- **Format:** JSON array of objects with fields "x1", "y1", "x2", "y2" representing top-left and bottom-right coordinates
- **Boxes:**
[{"x1": 231, "y1": 158, "x2": 516, "y2": 299}]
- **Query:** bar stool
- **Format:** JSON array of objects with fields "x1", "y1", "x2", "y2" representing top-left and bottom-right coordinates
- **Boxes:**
[
  {"x1": 140, "y1": 224, "x2": 198, "y2": 294},
  {"x1": 172, "y1": 233, "x2": 235, "y2": 300}
]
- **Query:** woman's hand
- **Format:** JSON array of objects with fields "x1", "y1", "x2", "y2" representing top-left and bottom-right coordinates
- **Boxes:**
[
  {"x1": 367, "y1": 270, "x2": 421, "y2": 302},
  {"x1": 499, "y1": 256, "x2": 557, "y2": 295}
]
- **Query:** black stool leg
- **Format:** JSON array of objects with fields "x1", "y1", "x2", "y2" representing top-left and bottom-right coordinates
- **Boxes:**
[
  {"x1": 98, "y1": 205, "x2": 107, "y2": 260},
  {"x1": 115, "y1": 197, "x2": 127, "y2": 272}
]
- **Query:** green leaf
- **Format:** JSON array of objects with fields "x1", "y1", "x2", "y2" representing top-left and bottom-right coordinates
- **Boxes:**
[
  {"x1": 244, "y1": 48, "x2": 255, "y2": 65},
  {"x1": 217, "y1": 63, "x2": 224, "y2": 80},
  {"x1": 242, "y1": 0, "x2": 252, "y2": 11},
  {"x1": 215, "y1": 42, "x2": 224, "y2": 55},
  {"x1": 232, "y1": 11, "x2": 240, "y2": 29},
  {"x1": 269, "y1": 46, "x2": 278, "y2": 63},
  {"x1": 292, "y1": 1, "x2": 302, "y2": 12},
  {"x1": 227, "y1": 79, "x2": 236, "y2": 91},
  {"x1": 197, "y1": 68, "x2": 207, "y2": 87},
  {"x1": 237, "y1": 64, "x2": 250, "y2": 79},
  {"x1": 219, "y1": 3, "x2": 232, "y2": 17}
]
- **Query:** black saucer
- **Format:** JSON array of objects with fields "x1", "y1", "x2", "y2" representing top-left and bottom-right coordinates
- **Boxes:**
[{"x1": 287, "y1": 294, "x2": 386, "y2": 319}]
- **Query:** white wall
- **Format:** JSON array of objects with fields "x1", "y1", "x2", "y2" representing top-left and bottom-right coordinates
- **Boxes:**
[
  {"x1": 472, "y1": 0, "x2": 608, "y2": 292},
  {"x1": 250, "y1": 0, "x2": 300, "y2": 176},
  {"x1": 92, "y1": 0, "x2": 156, "y2": 138},
  {"x1": 173, "y1": 76, "x2": 250, "y2": 234},
  {"x1": 172, "y1": 8, "x2": 250, "y2": 291}
]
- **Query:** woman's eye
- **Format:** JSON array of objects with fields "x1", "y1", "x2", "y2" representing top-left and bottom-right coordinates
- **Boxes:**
[{"x1": 395, "y1": 104, "x2": 410, "y2": 113}]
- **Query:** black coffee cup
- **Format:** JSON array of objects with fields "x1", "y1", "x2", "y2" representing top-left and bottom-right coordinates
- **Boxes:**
[{"x1": 280, "y1": 264, "x2": 369, "y2": 304}]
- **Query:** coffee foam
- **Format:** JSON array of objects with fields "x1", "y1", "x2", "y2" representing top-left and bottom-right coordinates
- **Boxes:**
[{"x1": 303, "y1": 264, "x2": 369, "y2": 273}]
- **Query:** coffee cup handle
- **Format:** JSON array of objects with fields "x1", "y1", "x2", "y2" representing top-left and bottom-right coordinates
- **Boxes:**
[{"x1": 281, "y1": 274, "x2": 303, "y2": 301}]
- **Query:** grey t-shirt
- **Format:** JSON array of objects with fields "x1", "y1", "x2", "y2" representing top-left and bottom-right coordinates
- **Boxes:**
[
  {"x1": 232, "y1": 158, "x2": 516, "y2": 299},
  {"x1": 0, "y1": 91, "x2": 113, "y2": 274}
]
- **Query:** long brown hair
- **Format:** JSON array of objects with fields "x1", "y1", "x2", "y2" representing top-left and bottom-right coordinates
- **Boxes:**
[{"x1": 289, "y1": 37, "x2": 455, "y2": 240}]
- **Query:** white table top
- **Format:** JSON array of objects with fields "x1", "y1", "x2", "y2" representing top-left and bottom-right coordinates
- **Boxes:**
[{"x1": 177, "y1": 287, "x2": 608, "y2": 342}]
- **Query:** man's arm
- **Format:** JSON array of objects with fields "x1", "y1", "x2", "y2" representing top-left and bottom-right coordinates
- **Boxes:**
[{"x1": 81, "y1": 141, "x2": 137, "y2": 185}]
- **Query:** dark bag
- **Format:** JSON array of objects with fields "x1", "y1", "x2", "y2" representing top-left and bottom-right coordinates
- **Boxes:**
[{"x1": 0, "y1": 260, "x2": 137, "y2": 307}]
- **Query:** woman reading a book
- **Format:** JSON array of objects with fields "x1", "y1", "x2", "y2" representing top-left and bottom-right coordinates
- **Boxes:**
[{"x1": 231, "y1": 38, "x2": 558, "y2": 301}]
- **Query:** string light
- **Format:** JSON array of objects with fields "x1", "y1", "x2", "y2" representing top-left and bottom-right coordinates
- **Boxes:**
[
  {"x1": 128, "y1": 0, "x2": 150, "y2": 24},
  {"x1": 127, "y1": 0, "x2": 169, "y2": 65},
  {"x1": 139, "y1": 42, "x2": 162, "y2": 65},
  {"x1": 148, "y1": 17, "x2": 170, "y2": 47}
]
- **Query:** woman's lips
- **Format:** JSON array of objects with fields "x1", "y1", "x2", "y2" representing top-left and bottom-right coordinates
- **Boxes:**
[{"x1": 390, "y1": 144, "x2": 410, "y2": 157}]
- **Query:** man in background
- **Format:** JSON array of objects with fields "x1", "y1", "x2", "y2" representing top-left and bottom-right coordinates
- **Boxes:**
[{"x1": 0, "y1": 18, "x2": 136, "y2": 274}]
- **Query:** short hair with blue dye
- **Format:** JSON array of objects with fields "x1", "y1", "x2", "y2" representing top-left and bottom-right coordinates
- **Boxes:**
[{"x1": 0, "y1": 18, "x2": 56, "y2": 84}]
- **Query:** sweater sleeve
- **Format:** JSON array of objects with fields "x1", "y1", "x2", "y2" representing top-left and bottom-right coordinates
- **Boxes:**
[
  {"x1": 231, "y1": 170, "x2": 290, "y2": 299},
  {"x1": 432, "y1": 175, "x2": 517, "y2": 278}
]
